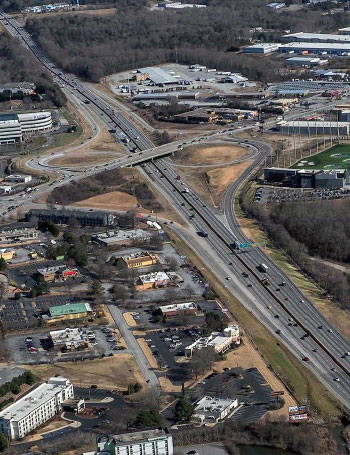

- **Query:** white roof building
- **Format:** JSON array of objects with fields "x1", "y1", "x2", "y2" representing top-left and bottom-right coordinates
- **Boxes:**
[
  {"x1": 138, "y1": 271, "x2": 169, "y2": 284},
  {"x1": 191, "y1": 396, "x2": 239, "y2": 424},
  {"x1": 185, "y1": 325, "x2": 240, "y2": 358},
  {"x1": 281, "y1": 32, "x2": 350, "y2": 43},
  {"x1": 50, "y1": 327, "x2": 88, "y2": 350},
  {"x1": 92, "y1": 229, "x2": 151, "y2": 246},
  {"x1": 159, "y1": 302, "x2": 198, "y2": 314},
  {"x1": 242, "y1": 43, "x2": 281, "y2": 54},
  {"x1": 0, "y1": 376, "x2": 73, "y2": 440}
]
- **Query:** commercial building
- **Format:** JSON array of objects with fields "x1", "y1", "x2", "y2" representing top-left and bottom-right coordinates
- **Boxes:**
[
  {"x1": 281, "y1": 32, "x2": 350, "y2": 44},
  {"x1": 271, "y1": 80, "x2": 349, "y2": 91},
  {"x1": 50, "y1": 327, "x2": 88, "y2": 350},
  {"x1": 267, "y1": 2, "x2": 285, "y2": 8},
  {"x1": 339, "y1": 27, "x2": 350, "y2": 35},
  {"x1": 185, "y1": 325, "x2": 240, "y2": 358},
  {"x1": 0, "y1": 248, "x2": 15, "y2": 260},
  {"x1": 159, "y1": 302, "x2": 200, "y2": 319},
  {"x1": 0, "y1": 111, "x2": 52, "y2": 144},
  {"x1": 285, "y1": 56, "x2": 327, "y2": 67},
  {"x1": 93, "y1": 429, "x2": 173, "y2": 455},
  {"x1": 45, "y1": 302, "x2": 93, "y2": 324},
  {"x1": 191, "y1": 396, "x2": 239, "y2": 424},
  {"x1": 277, "y1": 120, "x2": 350, "y2": 136},
  {"x1": 264, "y1": 167, "x2": 349, "y2": 188},
  {"x1": 116, "y1": 251, "x2": 158, "y2": 269},
  {"x1": 0, "y1": 376, "x2": 73, "y2": 440},
  {"x1": 0, "y1": 227, "x2": 38, "y2": 246},
  {"x1": 242, "y1": 43, "x2": 280, "y2": 54},
  {"x1": 279, "y1": 42, "x2": 350, "y2": 55},
  {"x1": 27, "y1": 208, "x2": 115, "y2": 227},
  {"x1": 37, "y1": 266, "x2": 78, "y2": 282},
  {"x1": 340, "y1": 109, "x2": 350, "y2": 122},
  {"x1": 137, "y1": 67, "x2": 183, "y2": 86},
  {"x1": 0, "y1": 82, "x2": 36, "y2": 96},
  {"x1": 136, "y1": 271, "x2": 170, "y2": 291},
  {"x1": 92, "y1": 229, "x2": 152, "y2": 247},
  {"x1": 4, "y1": 174, "x2": 32, "y2": 183}
]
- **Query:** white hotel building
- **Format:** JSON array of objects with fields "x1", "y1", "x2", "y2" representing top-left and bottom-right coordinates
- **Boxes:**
[
  {"x1": 92, "y1": 430, "x2": 173, "y2": 455},
  {"x1": 0, "y1": 111, "x2": 52, "y2": 144},
  {"x1": 0, "y1": 376, "x2": 73, "y2": 440}
]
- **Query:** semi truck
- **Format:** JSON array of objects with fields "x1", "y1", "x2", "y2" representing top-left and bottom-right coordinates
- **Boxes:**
[{"x1": 118, "y1": 132, "x2": 130, "y2": 143}]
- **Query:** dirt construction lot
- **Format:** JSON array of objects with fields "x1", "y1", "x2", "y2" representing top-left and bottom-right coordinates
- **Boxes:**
[
  {"x1": 74, "y1": 191, "x2": 141, "y2": 212},
  {"x1": 27, "y1": 354, "x2": 145, "y2": 390}
]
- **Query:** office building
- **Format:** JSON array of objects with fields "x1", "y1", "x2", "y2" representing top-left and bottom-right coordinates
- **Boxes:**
[
  {"x1": 0, "y1": 376, "x2": 73, "y2": 440},
  {"x1": 116, "y1": 251, "x2": 158, "y2": 269},
  {"x1": 191, "y1": 396, "x2": 239, "y2": 424},
  {"x1": 277, "y1": 120, "x2": 350, "y2": 135},
  {"x1": 4, "y1": 174, "x2": 32, "y2": 183},
  {"x1": 264, "y1": 167, "x2": 349, "y2": 188},
  {"x1": 185, "y1": 325, "x2": 240, "y2": 358},
  {"x1": 92, "y1": 229, "x2": 152, "y2": 247},
  {"x1": 27, "y1": 208, "x2": 115, "y2": 227},
  {"x1": 136, "y1": 271, "x2": 170, "y2": 291},
  {"x1": 91, "y1": 429, "x2": 173, "y2": 455},
  {"x1": 0, "y1": 111, "x2": 52, "y2": 144},
  {"x1": 242, "y1": 43, "x2": 281, "y2": 54},
  {"x1": 159, "y1": 302, "x2": 200, "y2": 319}
]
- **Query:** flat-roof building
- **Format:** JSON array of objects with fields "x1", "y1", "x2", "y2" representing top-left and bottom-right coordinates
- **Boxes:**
[
  {"x1": 138, "y1": 67, "x2": 183, "y2": 85},
  {"x1": 116, "y1": 251, "x2": 158, "y2": 269},
  {"x1": 0, "y1": 111, "x2": 52, "y2": 144},
  {"x1": 279, "y1": 41, "x2": 350, "y2": 55},
  {"x1": 185, "y1": 325, "x2": 240, "y2": 358},
  {"x1": 242, "y1": 43, "x2": 280, "y2": 54},
  {"x1": 92, "y1": 229, "x2": 152, "y2": 247},
  {"x1": 0, "y1": 376, "x2": 73, "y2": 440},
  {"x1": 0, "y1": 227, "x2": 38, "y2": 246},
  {"x1": 95, "y1": 429, "x2": 173, "y2": 455},
  {"x1": 281, "y1": 32, "x2": 350, "y2": 44},
  {"x1": 4, "y1": 174, "x2": 32, "y2": 183},
  {"x1": 339, "y1": 27, "x2": 350, "y2": 35},
  {"x1": 28, "y1": 208, "x2": 115, "y2": 227},
  {"x1": 264, "y1": 167, "x2": 349, "y2": 188},
  {"x1": 191, "y1": 396, "x2": 238, "y2": 424},
  {"x1": 0, "y1": 82, "x2": 35, "y2": 96},
  {"x1": 136, "y1": 271, "x2": 170, "y2": 291},
  {"x1": 50, "y1": 327, "x2": 88, "y2": 350},
  {"x1": 285, "y1": 56, "x2": 326, "y2": 67},
  {"x1": 159, "y1": 302, "x2": 200, "y2": 319},
  {"x1": 277, "y1": 120, "x2": 350, "y2": 136}
]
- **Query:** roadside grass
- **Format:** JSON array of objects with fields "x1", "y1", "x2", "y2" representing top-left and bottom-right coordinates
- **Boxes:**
[
  {"x1": 292, "y1": 142, "x2": 350, "y2": 170},
  {"x1": 167, "y1": 229, "x2": 342, "y2": 416}
]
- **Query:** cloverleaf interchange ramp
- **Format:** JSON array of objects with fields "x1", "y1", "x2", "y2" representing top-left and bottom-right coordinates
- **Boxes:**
[{"x1": 1, "y1": 12, "x2": 350, "y2": 411}]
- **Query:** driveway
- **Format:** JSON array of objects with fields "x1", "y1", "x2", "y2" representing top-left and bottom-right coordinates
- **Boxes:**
[{"x1": 108, "y1": 303, "x2": 159, "y2": 387}]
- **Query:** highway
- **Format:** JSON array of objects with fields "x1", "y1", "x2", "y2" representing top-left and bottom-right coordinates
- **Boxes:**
[{"x1": 1, "y1": 12, "x2": 350, "y2": 410}]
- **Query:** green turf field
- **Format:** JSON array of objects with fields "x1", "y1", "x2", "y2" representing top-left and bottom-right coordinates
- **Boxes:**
[{"x1": 292, "y1": 143, "x2": 350, "y2": 170}]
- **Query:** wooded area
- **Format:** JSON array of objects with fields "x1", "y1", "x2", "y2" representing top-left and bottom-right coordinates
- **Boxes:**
[
  {"x1": 0, "y1": 32, "x2": 65, "y2": 107},
  {"x1": 24, "y1": 0, "x2": 350, "y2": 82},
  {"x1": 243, "y1": 197, "x2": 350, "y2": 308}
]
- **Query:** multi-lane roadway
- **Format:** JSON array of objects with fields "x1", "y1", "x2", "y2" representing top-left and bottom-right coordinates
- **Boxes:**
[{"x1": 1, "y1": 12, "x2": 350, "y2": 410}]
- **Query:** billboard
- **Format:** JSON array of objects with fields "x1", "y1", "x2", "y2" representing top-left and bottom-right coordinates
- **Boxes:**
[
  {"x1": 288, "y1": 406, "x2": 299, "y2": 413},
  {"x1": 289, "y1": 413, "x2": 308, "y2": 422}
]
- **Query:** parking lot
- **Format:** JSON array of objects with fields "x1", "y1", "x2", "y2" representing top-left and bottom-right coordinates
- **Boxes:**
[
  {"x1": 254, "y1": 186, "x2": 350, "y2": 204},
  {"x1": 3, "y1": 325, "x2": 124, "y2": 364},
  {"x1": 162, "y1": 368, "x2": 274, "y2": 424}
]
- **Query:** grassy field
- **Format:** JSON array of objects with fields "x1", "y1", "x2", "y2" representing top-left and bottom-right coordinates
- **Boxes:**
[
  {"x1": 167, "y1": 228, "x2": 342, "y2": 417},
  {"x1": 292, "y1": 143, "x2": 350, "y2": 170}
]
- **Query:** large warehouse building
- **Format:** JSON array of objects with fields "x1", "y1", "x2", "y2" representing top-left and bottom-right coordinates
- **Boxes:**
[
  {"x1": 0, "y1": 111, "x2": 52, "y2": 144},
  {"x1": 281, "y1": 32, "x2": 350, "y2": 44},
  {"x1": 242, "y1": 43, "x2": 280, "y2": 54},
  {"x1": 277, "y1": 120, "x2": 350, "y2": 136},
  {"x1": 279, "y1": 42, "x2": 350, "y2": 55}
]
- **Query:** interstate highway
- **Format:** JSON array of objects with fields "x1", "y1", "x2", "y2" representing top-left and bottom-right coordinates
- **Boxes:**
[{"x1": 1, "y1": 12, "x2": 350, "y2": 409}]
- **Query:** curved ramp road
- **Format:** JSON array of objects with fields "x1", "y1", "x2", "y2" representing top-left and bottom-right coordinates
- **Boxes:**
[{"x1": 1, "y1": 12, "x2": 350, "y2": 409}]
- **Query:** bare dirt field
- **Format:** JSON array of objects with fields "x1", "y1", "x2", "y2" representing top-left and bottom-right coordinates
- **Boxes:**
[
  {"x1": 27, "y1": 354, "x2": 145, "y2": 390},
  {"x1": 123, "y1": 312, "x2": 137, "y2": 327},
  {"x1": 173, "y1": 143, "x2": 253, "y2": 206},
  {"x1": 22, "y1": 7, "x2": 115, "y2": 22},
  {"x1": 174, "y1": 143, "x2": 249, "y2": 166},
  {"x1": 73, "y1": 191, "x2": 141, "y2": 212}
]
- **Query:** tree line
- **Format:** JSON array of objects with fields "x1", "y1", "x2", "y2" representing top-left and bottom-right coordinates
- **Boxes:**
[
  {"x1": 242, "y1": 196, "x2": 350, "y2": 308},
  {"x1": 24, "y1": 0, "x2": 350, "y2": 83},
  {"x1": 0, "y1": 33, "x2": 66, "y2": 107}
]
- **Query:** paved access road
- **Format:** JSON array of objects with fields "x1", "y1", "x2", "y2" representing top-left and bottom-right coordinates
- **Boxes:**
[{"x1": 1, "y1": 12, "x2": 350, "y2": 409}]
